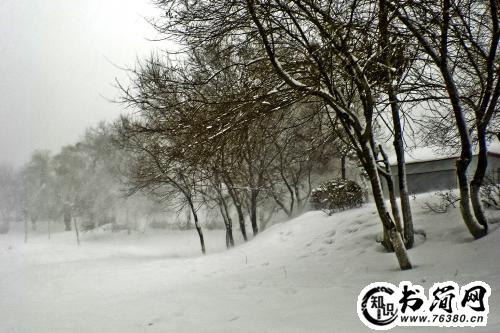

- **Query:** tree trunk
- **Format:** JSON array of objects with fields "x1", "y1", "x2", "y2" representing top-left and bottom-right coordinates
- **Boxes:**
[
  {"x1": 235, "y1": 204, "x2": 248, "y2": 241},
  {"x1": 341, "y1": 154, "x2": 346, "y2": 180},
  {"x1": 188, "y1": 199, "x2": 206, "y2": 254},
  {"x1": 378, "y1": 145, "x2": 403, "y2": 239},
  {"x1": 24, "y1": 213, "x2": 28, "y2": 244},
  {"x1": 379, "y1": 0, "x2": 414, "y2": 248},
  {"x1": 387, "y1": 0, "x2": 490, "y2": 240},
  {"x1": 225, "y1": 177, "x2": 248, "y2": 241},
  {"x1": 470, "y1": 126, "x2": 489, "y2": 231},
  {"x1": 250, "y1": 189, "x2": 259, "y2": 236},
  {"x1": 219, "y1": 203, "x2": 230, "y2": 248},
  {"x1": 63, "y1": 210, "x2": 72, "y2": 231},
  {"x1": 74, "y1": 217, "x2": 80, "y2": 246},
  {"x1": 362, "y1": 141, "x2": 412, "y2": 270},
  {"x1": 219, "y1": 201, "x2": 234, "y2": 248},
  {"x1": 437, "y1": 4, "x2": 488, "y2": 239},
  {"x1": 222, "y1": 203, "x2": 234, "y2": 248},
  {"x1": 440, "y1": 67, "x2": 487, "y2": 239},
  {"x1": 388, "y1": 90, "x2": 415, "y2": 248},
  {"x1": 456, "y1": 158, "x2": 488, "y2": 238}
]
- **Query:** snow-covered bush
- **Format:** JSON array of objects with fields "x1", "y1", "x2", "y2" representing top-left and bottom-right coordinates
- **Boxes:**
[
  {"x1": 310, "y1": 178, "x2": 364, "y2": 215},
  {"x1": 424, "y1": 189, "x2": 460, "y2": 214},
  {"x1": 481, "y1": 182, "x2": 499, "y2": 210}
]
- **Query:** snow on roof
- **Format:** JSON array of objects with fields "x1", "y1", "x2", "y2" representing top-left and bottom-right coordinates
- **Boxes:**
[{"x1": 388, "y1": 139, "x2": 500, "y2": 165}]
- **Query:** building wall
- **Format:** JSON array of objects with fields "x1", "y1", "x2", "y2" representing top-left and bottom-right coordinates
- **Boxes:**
[
  {"x1": 385, "y1": 154, "x2": 500, "y2": 196},
  {"x1": 392, "y1": 169, "x2": 456, "y2": 195}
]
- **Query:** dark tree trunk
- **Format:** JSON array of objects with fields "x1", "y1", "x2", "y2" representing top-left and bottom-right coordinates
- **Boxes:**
[
  {"x1": 362, "y1": 141, "x2": 412, "y2": 270},
  {"x1": 379, "y1": 0, "x2": 414, "y2": 248},
  {"x1": 470, "y1": 125, "x2": 489, "y2": 231},
  {"x1": 188, "y1": 198, "x2": 206, "y2": 254},
  {"x1": 456, "y1": 157, "x2": 487, "y2": 238},
  {"x1": 388, "y1": 89, "x2": 414, "y2": 249},
  {"x1": 227, "y1": 224, "x2": 234, "y2": 248},
  {"x1": 219, "y1": 203, "x2": 230, "y2": 248},
  {"x1": 63, "y1": 210, "x2": 72, "y2": 231},
  {"x1": 235, "y1": 204, "x2": 248, "y2": 241},
  {"x1": 224, "y1": 177, "x2": 248, "y2": 241},
  {"x1": 219, "y1": 201, "x2": 234, "y2": 248},
  {"x1": 63, "y1": 203, "x2": 72, "y2": 231},
  {"x1": 441, "y1": 69, "x2": 487, "y2": 239},
  {"x1": 378, "y1": 146, "x2": 401, "y2": 252},
  {"x1": 440, "y1": 0, "x2": 487, "y2": 239},
  {"x1": 341, "y1": 154, "x2": 346, "y2": 180},
  {"x1": 250, "y1": 189, "x2": 259, "y2": 236}
]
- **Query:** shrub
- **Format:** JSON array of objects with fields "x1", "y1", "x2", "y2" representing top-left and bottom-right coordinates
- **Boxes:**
[
  {"x1": 310, "y1": 178, "x2": 364, "y2": 215},
  {"x1": 481, "y1": 181, "x2": 499, "y2": 210},
  {"x1": 424, "y1": 189, "x2": 460, "y2": 214}
]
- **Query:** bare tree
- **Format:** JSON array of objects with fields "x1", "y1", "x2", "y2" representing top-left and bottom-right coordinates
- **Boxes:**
[
  {"x1": 148, "y1": 0, "x2": 412, "y2": 269},
  {"x1": 387, "y1": 0, "x2": 499, "y2": 238},
  {"x1": 244, "y1": 0, "x2": 412, "y2": 269},
  {"x1": 378, "y1": 0, "x2": 415, "y2": 248}
]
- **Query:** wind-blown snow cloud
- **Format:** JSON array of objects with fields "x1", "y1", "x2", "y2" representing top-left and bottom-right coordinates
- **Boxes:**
[{"x1": 0, "y1": 0, "x2": 163, "y2": 167}]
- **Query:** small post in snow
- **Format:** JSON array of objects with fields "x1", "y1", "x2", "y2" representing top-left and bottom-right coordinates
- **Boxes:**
[{"x1": 74, "y1": 217, "x2": 80, "y2": 246}]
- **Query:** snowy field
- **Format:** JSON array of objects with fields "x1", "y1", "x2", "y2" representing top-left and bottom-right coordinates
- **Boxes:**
[{"x1": 1, "y1": 193, "x2": 499, "y2": 332}]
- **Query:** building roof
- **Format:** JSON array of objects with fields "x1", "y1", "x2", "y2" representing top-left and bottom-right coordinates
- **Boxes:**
[{"x1": 388, "y1": 139, "x2": 500, "y2": 166}]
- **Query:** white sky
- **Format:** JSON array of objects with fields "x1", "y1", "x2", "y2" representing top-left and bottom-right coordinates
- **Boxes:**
[{"x1": 0, "y1": 0, "x2": 167, "y2": 167}]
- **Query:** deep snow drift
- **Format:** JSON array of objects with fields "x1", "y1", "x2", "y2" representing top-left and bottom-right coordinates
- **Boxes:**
[{"x1": 0, "y1": 193, "x2": 499, "y2": 332}]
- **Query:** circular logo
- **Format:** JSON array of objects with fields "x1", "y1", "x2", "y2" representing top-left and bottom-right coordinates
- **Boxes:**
[{"x1": 357, "y1": 282, "x2": 399, "y2": 330}]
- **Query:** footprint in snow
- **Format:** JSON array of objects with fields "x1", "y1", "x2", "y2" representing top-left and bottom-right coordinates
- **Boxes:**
[
  {"x1": 229, "y1": 316, "x2": 239, "y2": 322},
  {"x1": 347, "y1": 227, "x2": 359, "y2": 233},
  {"x1": 323, "y1": 238, "x2": 334, "y2": 245},
  {"x1": 316, "y1": 247, "x2": 328, "y2": 255}
]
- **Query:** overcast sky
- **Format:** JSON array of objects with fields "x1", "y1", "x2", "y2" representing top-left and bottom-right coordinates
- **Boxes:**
[{"x1": 0, "y1": 0, "x2": 166, "y2": 167}]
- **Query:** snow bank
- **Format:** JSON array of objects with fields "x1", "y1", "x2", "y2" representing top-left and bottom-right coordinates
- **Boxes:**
[{"x1": 0, "y1": 194, "x2": 499, "y2": 332}]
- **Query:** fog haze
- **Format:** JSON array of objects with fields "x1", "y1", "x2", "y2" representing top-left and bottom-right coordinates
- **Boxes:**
[{"x1": 0, "y1": 0, "x2": 161, "y2": 167}]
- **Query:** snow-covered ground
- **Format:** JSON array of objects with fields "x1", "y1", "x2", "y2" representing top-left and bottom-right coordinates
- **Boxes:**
[{"x1": 1, "y1": 193, "x2": 499, "y2": 332}]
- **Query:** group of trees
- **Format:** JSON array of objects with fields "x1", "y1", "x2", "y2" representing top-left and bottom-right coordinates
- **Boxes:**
[
  {"x1": 0, "y1": 124, "x2": 164, "y2": 239},
  {"x1": 116, "y1": 48, "x2": 344, "y2": 252},
  {"x1": 114, "y1": 0, "x2": 498, "y2": 270},
  {"x1": 1, "y1": 1, "x2": 496, "y2": 271}
]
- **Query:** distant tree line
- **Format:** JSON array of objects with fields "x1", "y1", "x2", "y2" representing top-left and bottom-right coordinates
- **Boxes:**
[{"x1": 0, "y1": 123, "x2": 165, "y2": 240}]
